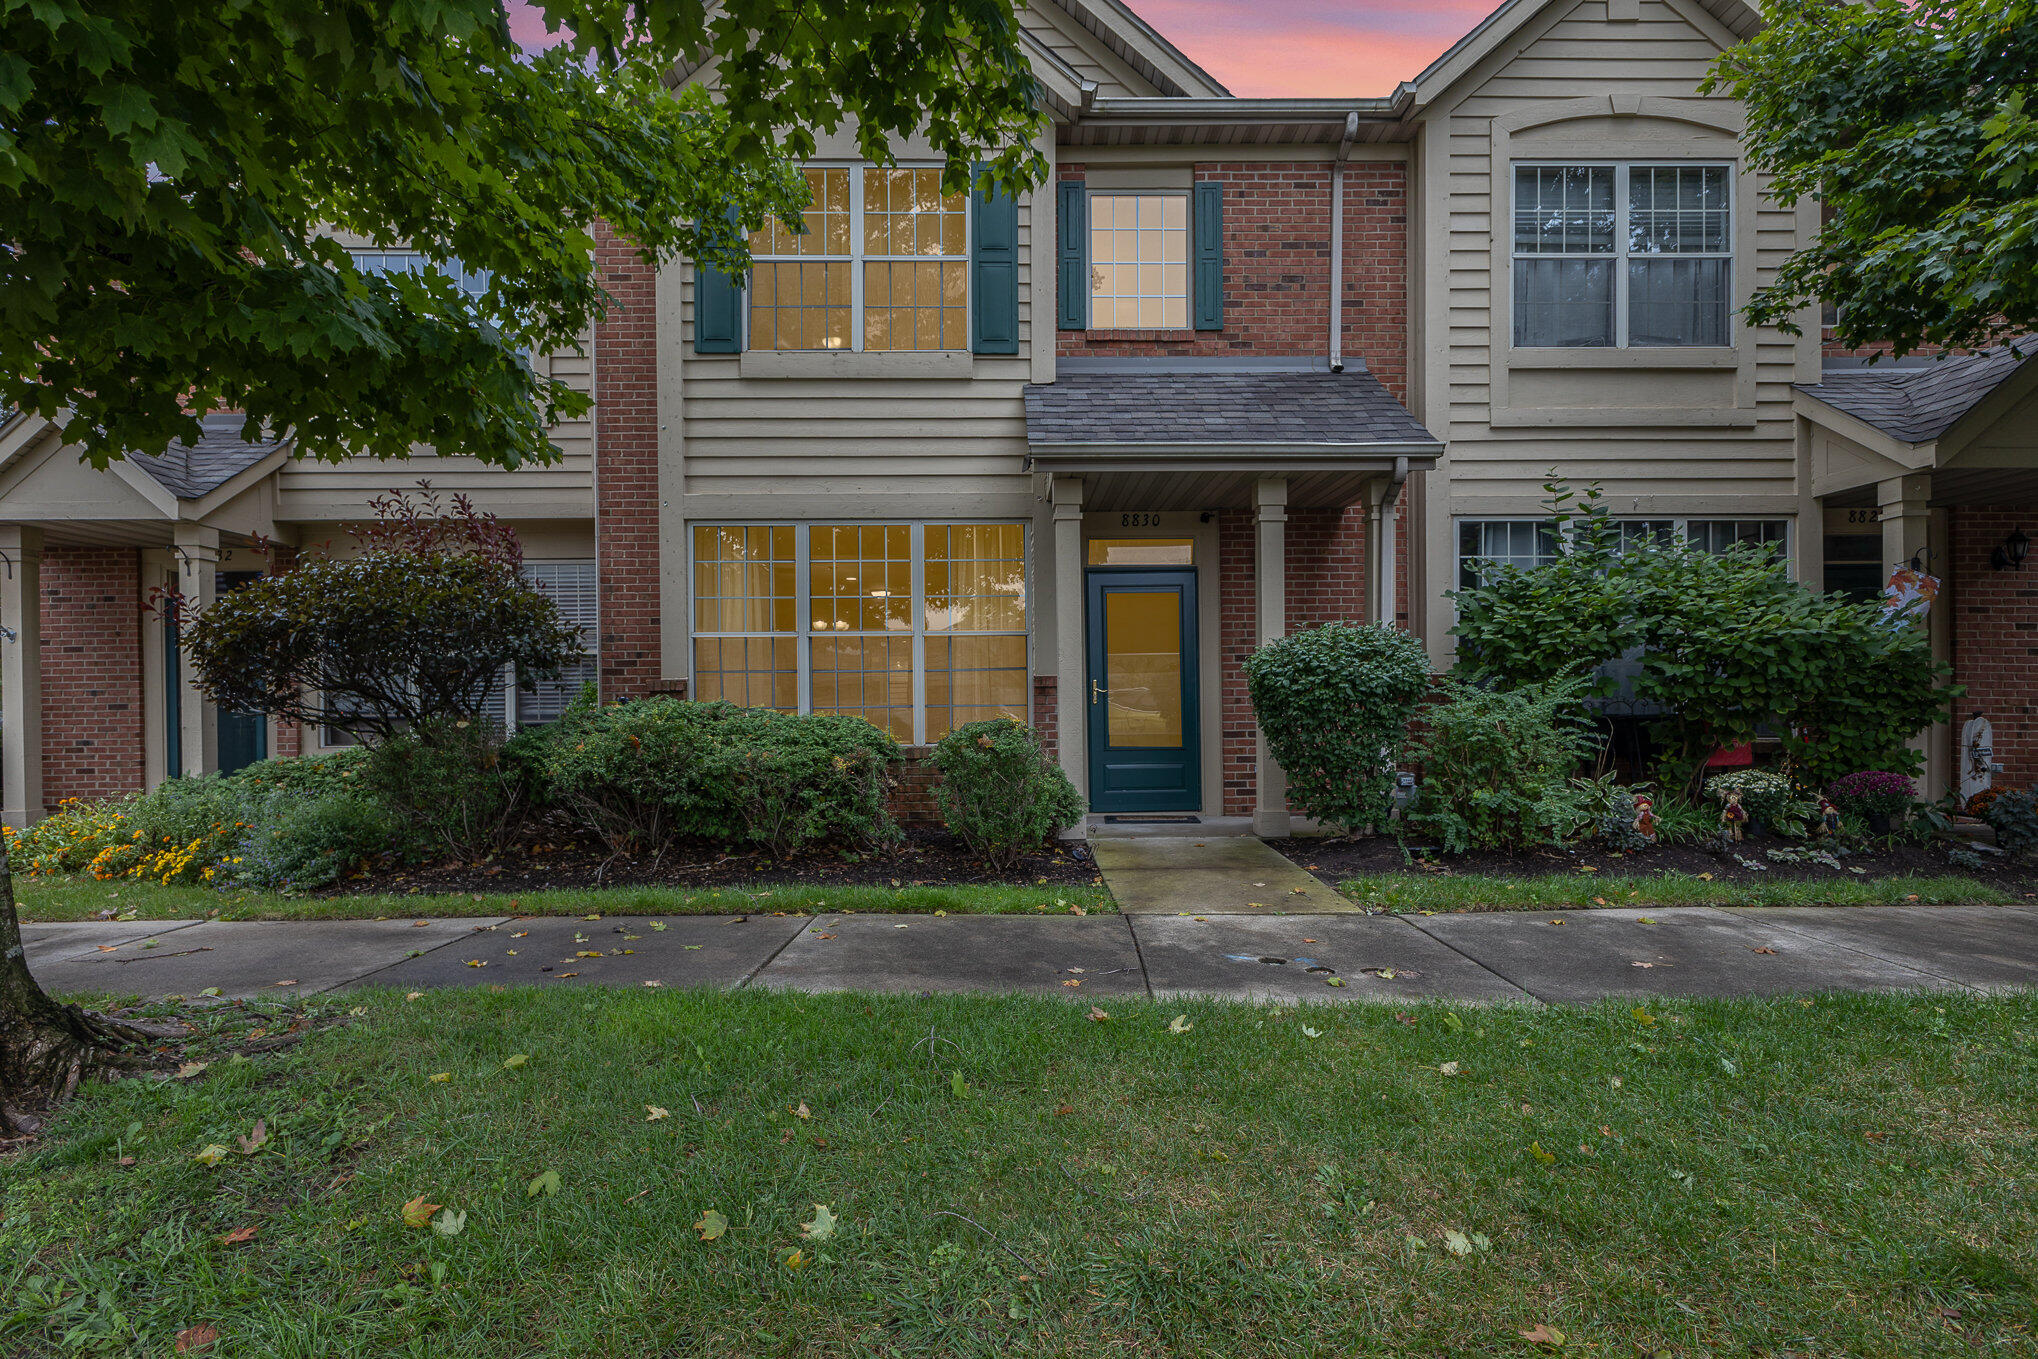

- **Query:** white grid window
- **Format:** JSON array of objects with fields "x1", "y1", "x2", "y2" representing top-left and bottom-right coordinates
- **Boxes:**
[
  {"x1": 1088, "y1": 193, "x2": 1188, "y2": 329},
  {"x1": 747, "y1": 166, "x2": 968, "y2": 352},
  {"x1": 323, "y1": 558, "x2": 598, "y2": 746},
  {"x1": 1513, "y1": 162, "x2": 1732, "y2": 348},
  {"x1": 349, "y1": 249, "x2": 492, "y2": 301},
  {"x1": 1459, "y1": 517, "x2": 1789, "y2": 592},
  {"x1": 691, "y1": 522, "x2": 1028, "y2": 745}
]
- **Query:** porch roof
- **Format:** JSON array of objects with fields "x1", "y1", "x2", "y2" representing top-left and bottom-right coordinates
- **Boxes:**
[
  {"x1": 1795, "y1": 339, "x2": 2035, "y2": 447},
  {"x1": 1026, "y1": 359, "x2": 1440, "y2": 455},
  {"x1": 127, "y1": 413, "x2": 290, "y2": 499}
]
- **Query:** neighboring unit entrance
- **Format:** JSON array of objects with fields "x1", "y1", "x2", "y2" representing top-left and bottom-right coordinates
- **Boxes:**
[
  {"x1": 1085, "y1": 568, "x2": 1199, "y2": 812},
  {"x1": 215, "y1": 572, "x2": 269, "y2": 774}
]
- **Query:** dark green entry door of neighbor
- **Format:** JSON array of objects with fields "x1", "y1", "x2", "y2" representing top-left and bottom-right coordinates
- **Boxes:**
[
  {"x1": 215, "y1": 572, "x2": 268, "y2": 774},
  {"x1": 1085, "y1": 568, "x2": 1199, "y2": 813}
]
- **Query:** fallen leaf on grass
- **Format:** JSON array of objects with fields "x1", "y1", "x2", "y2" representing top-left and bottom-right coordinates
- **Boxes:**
[
  {"x1": 1167, "y1": 1015, "x2": 1194, "y2": 1033},
  {"x1": 1530, "y1": 1141, "x2": 1556, "y2": 1165},
  {"x1": 193, "y1": 1144, "x2": 230, "y2": 1166},
  {"x1": 1520, "y1": 1323, "x2": 1567, "y2": 1347},
  {"x1": 405, "y1": 992, "x2": 423, "y2": 1002},
  {"x1": 800, "y1": 1204, "x2": 839, "y2": 1240},
  {"x1": 432, "y1": 1208, "x2": 467, "y2": 1236},
  {"x1": 175, "y1": 1324, "x2": 220, "y2": 1353},
  {"x1": 646, "y1": 1106, "x2": 670, "y2": 1122},
  {"x1": 1086, "y1": 1007, "x2": 1110, "y2": 1022},
  {"x1": 176, "y1": 1061, "x2": 209, "y2": 1080},
  {"x1": 1442, "y1": 1229, "x2": 1474, "y2": 1256},
  {"x1": 502, "y1": 1053, "x2": 529, "y2": 1069},
  {"x1": 218, "y1": 1226, "x2": 258, "y2": 1246},
  {"x1": 235, "y1": 1120, "x2": 266, "y2": 1155},
  {"x1": 782, "y1": 1248, "x2": 808, "y2": 1269},
  {"x1": 401, "y1": 1195, "x2": 441, "y2": 1228},
  {"x1": 794, "y1": 1102, "x2": 811, "y2": 1120},
  {"x1": 1438, "y1": 1061, "x2": 1461, "y2": 1076},
  {"x1": 527, "y1": 1170, "x2": 561, "y2": 1197},
  {"x1": 1631, "y1": 1006, "x2": 1657, "y2": 1027},
  {"x1": 428, "y1": 1072, "x2": 451, "y2": 1083},
  {"x1": 690, "y1": 1209, "x2": 731, "y2": 1242},
  {"x1": 1301, "y1": 1026, "x2": 1322, "y2": 1039}
]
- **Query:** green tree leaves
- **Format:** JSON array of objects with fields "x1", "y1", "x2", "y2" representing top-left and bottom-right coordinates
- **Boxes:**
[
  {"x1": 1705, "y1": 0, "x2": 2038, "y2": 355},
  {"x1": 0, "y1": 0, "x2": 1043, "y2": 468}
]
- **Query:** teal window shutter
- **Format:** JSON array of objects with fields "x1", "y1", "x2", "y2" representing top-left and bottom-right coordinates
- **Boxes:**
[
  {"x1": 694, "y1": 260, "x2": 742, "y2": 354},
  {"x1": 971, "y1": 169, "x2": 1019, "y2": 355},
  {"x1": 1056, "y1": 180, "x2": 1087, "y2": 331},
  {"x1": 694, "y1": 209, "x2": 744, "y2": 354},
  {"x1": 1193, "y1": 182, "x2": 1224, "y2": 331}
]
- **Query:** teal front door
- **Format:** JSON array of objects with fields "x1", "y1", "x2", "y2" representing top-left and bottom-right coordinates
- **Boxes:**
[{"x1": 1085, "y1": 569, "x2": 1200, "y2": 813}]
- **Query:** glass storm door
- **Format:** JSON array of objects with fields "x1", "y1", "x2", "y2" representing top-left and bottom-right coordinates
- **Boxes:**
[{"x1": 1085, "y1": 569, "x2": 1199, "y2": 813}]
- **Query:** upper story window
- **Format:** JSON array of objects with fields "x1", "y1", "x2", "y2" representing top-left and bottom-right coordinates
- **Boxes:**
[
  {"x1": 1088, "y1": 193, "x2": 1188, "y2": 329},
  {"x1": 1512, "y1": 163, "x2": 1732, "y2": 349},
  {"x1": 349, "y1": 249, "x2": 491, "y2": 300},
  {"x1": 747, "y1": 167, "x2": 969, "y2": 352}
]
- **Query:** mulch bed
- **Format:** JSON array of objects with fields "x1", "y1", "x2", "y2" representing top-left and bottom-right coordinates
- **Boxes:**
[
  {"x1": 325, "y1": 824, "x2": 1103, "y2": 897},
  {"x1": 1269, "y1": 833, "x2": 2038, "y2": 892}
]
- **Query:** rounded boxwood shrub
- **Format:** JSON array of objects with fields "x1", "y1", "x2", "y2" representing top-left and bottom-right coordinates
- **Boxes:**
[
  {"x1": 1243, "y1": 622, "x2": 1433, "y2": 835},
  {"x1": 530, "y1": 697, "x2": 902, "y2": 857},
  {"x1": 929, "y1": 718, "x2": 1083, "y2": 868}
]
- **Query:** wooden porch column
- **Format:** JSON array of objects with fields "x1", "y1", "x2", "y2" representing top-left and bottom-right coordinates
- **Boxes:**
[
  {"x1": 0, "y1": 526, "x2": 43, "y2": 830},
  {"x1": 1253, "y1": 476, "x2": 1290, "y2": 838},
  {"x1": 1050, "y1": 475, "x2": 1087, "y2": 803},
  {"x1": 173, "y1": 524, "x2": 220, "y2": 779}
]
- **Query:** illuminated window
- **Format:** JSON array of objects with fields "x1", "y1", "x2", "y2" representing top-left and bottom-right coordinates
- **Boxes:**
[
  {"x1": 748, "y1": 167, "x2": 968, "y2": 352},
  {"x1": 690, "y1": 523, "x2": 1028, "y2": 743},
  {"x1": 1088, "y1": 193, "x2": 1188, "y2": 329}
]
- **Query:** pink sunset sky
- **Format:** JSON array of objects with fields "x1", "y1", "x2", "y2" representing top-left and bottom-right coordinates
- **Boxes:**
[{"x1": 503, "y1": 0, "x2": 1503, "y2": 98}]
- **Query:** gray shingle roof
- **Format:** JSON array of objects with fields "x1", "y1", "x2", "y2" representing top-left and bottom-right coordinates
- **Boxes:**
[
  {"x1": 1025, "y1": 365, "x2": 1439, "y2": 448},
  {"x1": 128, "y1": 413, "x2": 287, "y2": 499},
  {"x1": 1796, "y1": 338, "x2": 2036, "y2": 445}
]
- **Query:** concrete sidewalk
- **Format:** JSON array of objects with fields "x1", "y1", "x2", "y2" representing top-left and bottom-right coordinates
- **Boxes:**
[{"x1": 22, "y1": 903, "x2": 2038, "y2": 1005}]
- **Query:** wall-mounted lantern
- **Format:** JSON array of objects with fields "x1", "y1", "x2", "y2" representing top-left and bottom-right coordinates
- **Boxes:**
[{"x1": 1991, "y1": 527, "x2": 2030, "y2": 572}]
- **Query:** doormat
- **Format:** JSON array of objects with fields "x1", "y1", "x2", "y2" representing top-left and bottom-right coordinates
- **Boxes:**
[{"x1": 1103, "y1": 815, "x2": 1200, "y2": 825}]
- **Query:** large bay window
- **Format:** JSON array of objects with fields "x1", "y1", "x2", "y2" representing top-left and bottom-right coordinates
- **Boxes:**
[
  {"x1": 691, "y1": 523, "x2": 1028, "y2": 743},
  {"x1": 748, "y1": 167, "x2": 969, "y2": 352},
  {"x1": 1512, "y1": 163, "x2": 1732, "y2": 348}
]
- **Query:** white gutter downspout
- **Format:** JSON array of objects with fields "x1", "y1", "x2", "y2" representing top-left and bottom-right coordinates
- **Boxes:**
[
  {"x1": 1374, "y1": 454, "x2": 1409, "y2": 625},
  {"x1": 1329, "y1": 111, "x2": 1359, "y2": 373}
]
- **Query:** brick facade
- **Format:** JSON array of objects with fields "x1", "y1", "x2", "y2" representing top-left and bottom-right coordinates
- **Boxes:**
[
  {"x1": 592, "y1": 222, "x2": 663, "y2": 699},
  {"x1": 1951, "y1": 505, "x2": 2038, "y2": 785},
  {"x1": 1056, "y1": 161, "x2": 1410, "y2": 401},
  {"x1": 40, "y1": 546, "x2": 146, "y2": 806}
]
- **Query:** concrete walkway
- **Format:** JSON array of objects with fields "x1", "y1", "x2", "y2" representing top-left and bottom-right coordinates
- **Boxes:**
[
  {"x1": 22, "y1": 903, "x2": 2038, "y2": 1005},
  {"x1": 1090, "y1": 836, "x2": 1362, "y2": 913}
]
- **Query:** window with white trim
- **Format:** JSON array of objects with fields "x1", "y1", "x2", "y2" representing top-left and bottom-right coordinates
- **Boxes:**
[
  {"x1": 320, "y1": 558, "x2": 597, "y2": 747},
  {"x1": 690, "y1": 523, "x2": 1028, "y2": 744},
  {"x1": 1457, "y1": 517, "x2": 1788, "y2": 591},
  {"x1": 1512, "y1": 162, "x2": 1733, "y2": 348},
  {"x1": 348, "y1": 249, "x2": 492, "y2": 301},
  {"x1": 747, "y1": 166, "x2": 969, "y2": 352},
  {"x1": 1087, "y1": 192, "x2": 1188, "y2": 329}
]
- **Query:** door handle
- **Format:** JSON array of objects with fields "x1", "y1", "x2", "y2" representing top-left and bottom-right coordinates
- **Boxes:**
[{"x1": 1091, "y1": 680, "x2": 1105, "y2": 704}]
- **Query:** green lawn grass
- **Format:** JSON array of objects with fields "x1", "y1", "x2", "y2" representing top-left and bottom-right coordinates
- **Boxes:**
[
  {"x1": 4, "y1": 988, "x2": 2034, "y2": 1356},
  {"x1": 13, "y1": 876, "x2": 1115, "y2": 923},
  {"x1": 1338, "y1": 871, "x2": 2025, "y2": 912}
]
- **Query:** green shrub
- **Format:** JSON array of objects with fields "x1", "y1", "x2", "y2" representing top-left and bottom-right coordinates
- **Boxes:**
[
  {"x1": 1405, "y1": 677, "x2": 1602, "y2": 854},
  {"x1": 1453, "y1": 479, "x2": 1954, "y2": 793},
  {"x1": 1983, "y1": 789, "x2": 2038, "y2": 858},
  {"x1": 1703, "y1": 768, "x2": 1819, "y2": 836},
  {"x1": 531, "y1": 697, "x2": 902, "y2": 857},
  {"x1": 1243, "y1": 622, "x2": 1433, "y2": 835},
  {"x1": 224, "y1": 786, "x2": 400, "y2": 890},
  {"x1": 230, "y1": 746, "x2": 372, "y2": 795},
  {"x1": 362, "y1": 717, "x2": 527, "y2": 858},
  {"x1": 929, "y1": 719, "x2": 1084, "y2": 868}
]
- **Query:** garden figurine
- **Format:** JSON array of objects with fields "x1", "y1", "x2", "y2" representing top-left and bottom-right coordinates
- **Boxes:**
[
  {"x1": 1631, "y1": 793, "x2": 1658, "y2": 844},
  {"x1": 1817, "y1": 796, "x2": 1843, "y2": 838},
  {"x1": 1720, "y1": 789, "x2": 1749, "y2": 843}
]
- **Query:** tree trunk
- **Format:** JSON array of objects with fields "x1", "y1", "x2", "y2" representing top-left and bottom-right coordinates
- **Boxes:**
[{"x1": 0, "y1": 840, "x2": 170, "y2": 1137}]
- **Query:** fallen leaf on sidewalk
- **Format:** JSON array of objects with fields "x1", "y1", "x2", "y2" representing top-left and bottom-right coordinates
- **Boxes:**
[
  {"x1": 1751, "y1": 946, "x2": 1777, "y2": 954},
  {"x1": 271, "y1": 980, "x2": 297, "y2": 987}
]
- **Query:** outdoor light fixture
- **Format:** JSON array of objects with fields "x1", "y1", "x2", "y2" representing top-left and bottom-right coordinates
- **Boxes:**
[{"x1": 1992, "y1": 526, "x2": 2031, "y2": 572}]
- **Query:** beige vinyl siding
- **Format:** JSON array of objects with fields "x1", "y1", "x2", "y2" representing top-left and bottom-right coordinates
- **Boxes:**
[
  {"x1": 273, "y1": 338, "x2": 595, "y2": 520},
  {"x1": 1018, "y1": 3, "x2": 1163, "y2": 98},
  {"x1": 1425, "y1": 0, "x2": 1811, "y2": 509},
  {"x1": 674, "y1": 196, "x2": 1036, "y2": 507}
]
